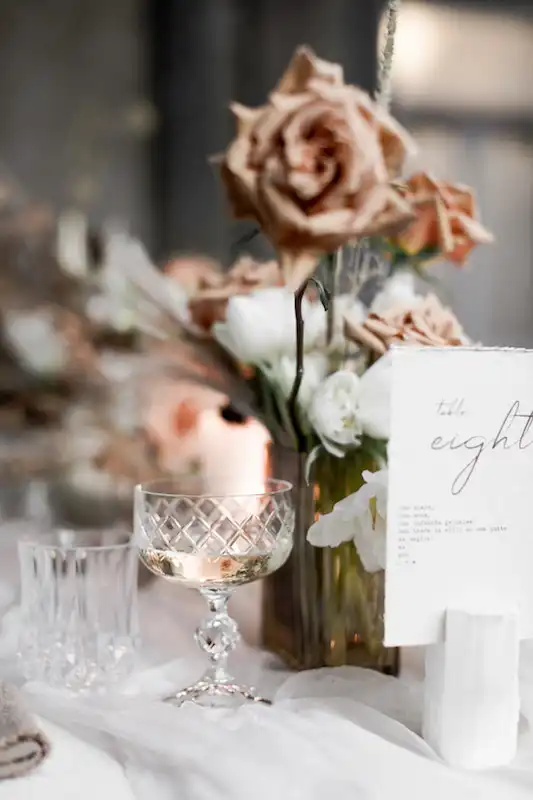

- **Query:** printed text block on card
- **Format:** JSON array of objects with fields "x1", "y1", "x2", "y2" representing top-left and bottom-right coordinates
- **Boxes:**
[{"x1": 385, "y1": 347, "x2": 533, "y2": 647}]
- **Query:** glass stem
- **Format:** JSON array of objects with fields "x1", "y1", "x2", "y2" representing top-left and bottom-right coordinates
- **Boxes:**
[{"x1": 195, "y1": 588, "x2": 239, "y2": 685}]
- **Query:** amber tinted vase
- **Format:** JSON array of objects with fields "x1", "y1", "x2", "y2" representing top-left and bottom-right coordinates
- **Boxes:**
[{"x1": 262, "y1": 444, "x2": 399, "y2": 674}]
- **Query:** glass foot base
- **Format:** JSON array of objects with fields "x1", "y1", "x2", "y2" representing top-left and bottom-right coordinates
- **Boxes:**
[{"x1": 164, "y1": 680, "x2": 272, "y2": 708}]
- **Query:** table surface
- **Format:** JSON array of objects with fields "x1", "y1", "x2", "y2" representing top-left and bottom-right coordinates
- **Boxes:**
[{"x1": 1, "y1": 535, "x2": 533, "y2": 800}]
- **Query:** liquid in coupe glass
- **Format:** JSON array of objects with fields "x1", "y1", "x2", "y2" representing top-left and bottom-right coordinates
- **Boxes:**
[{"x1": 134, "y1": 478, "x2": 294, "y2": 705}]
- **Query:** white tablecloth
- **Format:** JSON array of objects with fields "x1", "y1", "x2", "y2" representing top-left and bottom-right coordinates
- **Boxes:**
[{"x1": 2, "y1": 557, "x2": 533, "y2": 799}]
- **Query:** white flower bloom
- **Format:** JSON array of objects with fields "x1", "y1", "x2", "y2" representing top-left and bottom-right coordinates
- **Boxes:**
[
  {"x1": 4, "y1": 310, "x2": 69, "y2": 376},
  {"x1": 213, "y1": 287, "x2": 325, "y2": 366},
  {"x1": 105, "y1": 233, "x2": 190, "y2": 327},
  {"x1": 56, "y1": 210, "x2": 89, "y2": 278},
  {"x1": 86, "y1": 294, "x2": 139, "y2": 333},
  {"x1": 304, "y1": 300, "x2": 330, "y2": 350},
  {"x1": 309, "y1": 370, "x2": 363, "y2": 454},
  {"x1": 309, "y1": 357, "x2": 391, "y2": 454},
  {"x1": 371, "y1": 270, "x2": 419, "y2": 315},
  {"x1": 268, "y1": 352, "x2": 329, "y2": 410},
  {"x1": 307, "y1": 468, "x2": 388, "y2": 573},
  {"x1": 213, "y1": 288, "x2": 294, "y2": 364}
]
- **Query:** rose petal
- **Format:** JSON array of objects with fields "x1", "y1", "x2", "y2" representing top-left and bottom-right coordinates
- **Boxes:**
[
  {"x1": 360, "y1": 186, "x2": 415, "y2": 238},
  {"x1": 396, "y1": 201, "x2": 439, "y2": 254},
  {"x1": 440, "y1": 182, "x2": 474, "y2": 217},
  {"x1": 250, "y1": 106, "x2": 292, "y2": 167},
  {"x1": 279, "y1": 252, "x2": 318, "y2": 292},
  {"x1": 455, "y1": 211, "x2": 494, "y2": 245},
  {"x1": 221, "y1": 142, "x2": 258, "y2": 219},
  {"x1": 372, "y1": 106, "x2": 418, "y2": 178},
  {"x1": 277, "y1": 46, "x2": 344, "y2": 94},
  {"x1": 229, "y1": 102, "x2": 265, "y2": 136},
  {"x1": 221, "y1": 46, "x2": 418, "y2": 265},
  {"x1": 268, "y1": 91, "x2": 316, "y2": 115},
  {"x1": 389, "y1": 171, "x2": 493, "y2": 264},
  {"x1": 344, "y1": 318, "x2": 388, "y2": 355}
]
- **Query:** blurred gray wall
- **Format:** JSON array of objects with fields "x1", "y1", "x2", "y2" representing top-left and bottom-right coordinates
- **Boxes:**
[
  {"x1": 0, "y1": 0, "x2": 382, "y2": 262},
  {"x1": 0, "y1": 0, "x2": 151, "y2": 244}
]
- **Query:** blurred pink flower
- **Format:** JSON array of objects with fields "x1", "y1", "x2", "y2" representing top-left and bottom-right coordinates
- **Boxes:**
[{"x1": 144, "y1": 380, "x2": 222, "y2": 472}]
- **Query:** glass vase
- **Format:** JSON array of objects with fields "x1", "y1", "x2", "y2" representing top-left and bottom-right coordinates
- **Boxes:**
[{"x1": 262, "y1": 444, "x2": 398, "y2": 674}]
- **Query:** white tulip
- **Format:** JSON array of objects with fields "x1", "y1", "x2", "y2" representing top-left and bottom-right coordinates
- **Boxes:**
[
  {"x1": 268, "y1": 352, "x2": 329, "y2": 410},
  {"x1": 308, "y1": 356, "x2": 391, "y2": 455},
  {"x1": 307, "y1": 468, "x2": 388, "y2": 573},
  {"x1": 371, "y1": 270, "x2": 419, "y2": 315},
  {"x1": 213, "y1": 288, "x2": 294, "y2": 364},
  {"x1": 213, "y1": 287, "x2": 326, "y2": 366}
]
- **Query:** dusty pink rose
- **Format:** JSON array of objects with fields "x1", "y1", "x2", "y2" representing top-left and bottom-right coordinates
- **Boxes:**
[
  {"x1": 345, "y1": 294, "x2": 466, "y2": 355},
  {"x1": 388, "y1": 173, "x2": 494, "y2": 265},
  {"x1": 188, "y1": 256, "x2": 282, "y2": 330},
  {"x1": 165, "y1": 256, "x2": 223, "y2": 293},
  {"x1": 165, "y1": 255, "x2": 282, "y2": 331},
  {"x1": 221, "y1": 46, "x2": 415, "y2": 289},
  {"x1": 143, "y1": 380, "x2": 222, "y2": 472}
]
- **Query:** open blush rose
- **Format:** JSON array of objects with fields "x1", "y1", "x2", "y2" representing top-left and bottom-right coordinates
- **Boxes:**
[
  {"x1": 388, "y1": 173, "x2": 494, "y2": 265},
  {"x1": 345, "y1": 294, "x2": 466, "y2": 355},
  {"x1": 144, "y1": 379, "x2": 222, "y2": 472},
  {"x1": 165, "y1": 256, "x2": 223, "y2": 293},
  {"x1": 188, "y1": 256, "x2": 282, "y2": 331},
  {"x1": 165, "y1": 255, "x2": 282, "y2": 331},
  {"x1": 221, "y1": 46, "x2": 416, "y2": 290}
]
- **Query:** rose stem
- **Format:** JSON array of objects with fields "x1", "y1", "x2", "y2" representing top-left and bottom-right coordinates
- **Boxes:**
[
  {"x1": 287, "y1": 281, "x2": 313, "y2": 644},
  {"x1": 287, "y1": 281, "x2": 308, "y2": 456}
]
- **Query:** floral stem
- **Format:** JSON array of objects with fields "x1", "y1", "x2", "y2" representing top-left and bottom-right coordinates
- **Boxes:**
[
  {"x1": 287, "y1": 282, "x2": 308, "y2": 455},
  {"x1": 376, "y1": 0, "x2": 402, "y2": 110}
]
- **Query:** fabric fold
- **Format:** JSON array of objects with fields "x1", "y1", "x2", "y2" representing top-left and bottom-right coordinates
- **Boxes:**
[{"x1": 0, "y1": 683, "x2": 50, "y2": 780}]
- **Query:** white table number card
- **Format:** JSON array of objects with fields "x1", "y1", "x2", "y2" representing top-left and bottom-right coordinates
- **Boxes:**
[{"x1": 385, "y1": 346, "x2": 533, "y2": 648}]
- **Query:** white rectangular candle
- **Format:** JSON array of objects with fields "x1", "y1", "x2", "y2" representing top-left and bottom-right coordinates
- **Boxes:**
[{"x1": 423, "y1": 608, "x2": 520, "y2": 769}]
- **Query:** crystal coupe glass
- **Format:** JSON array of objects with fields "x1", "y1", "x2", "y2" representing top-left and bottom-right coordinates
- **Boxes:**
[{"x1": 134, "y1": 478, "x2": 294, "y2": 706}]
